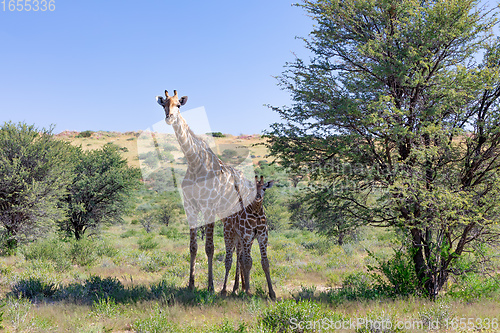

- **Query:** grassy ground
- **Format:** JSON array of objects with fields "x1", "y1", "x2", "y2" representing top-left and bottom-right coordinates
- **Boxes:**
[
  {"x1": 0, "y1": 131, "x2": 496, "y2": 332},
  {"x1": 0, "y1": 222, "x2": 499, "y2": 332}
]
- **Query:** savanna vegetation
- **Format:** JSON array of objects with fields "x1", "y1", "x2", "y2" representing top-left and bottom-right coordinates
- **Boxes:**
[{"x1": 0, "y1": 0, "x2": 500, "y2": 332}]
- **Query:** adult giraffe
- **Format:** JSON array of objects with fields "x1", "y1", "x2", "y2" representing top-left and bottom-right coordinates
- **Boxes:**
[{"x1": 156, "y1": 90, "x2": 255, "y2": 291}]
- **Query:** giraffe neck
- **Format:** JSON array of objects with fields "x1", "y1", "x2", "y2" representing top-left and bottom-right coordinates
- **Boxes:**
[
  {"x1": 171, "y1": 113, "x2": 219, "y2": 171},
  {"x1": 246, "y1": 197, "x2": 264, "y2": 214}
]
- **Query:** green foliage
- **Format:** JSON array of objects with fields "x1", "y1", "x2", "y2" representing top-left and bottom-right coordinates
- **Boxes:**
[
  {"x1": 20, "y1": 237, "x2": 71, "y2": 271},
  {"x1": 324, "y1": 272, "x2": 382, "y2": 304},
  {"x1": 0, "y1": 122, "x2": 74, "y2": 246},
  {"x1": 258, "y1": 300, "x2": 338, "y2": 332},
  {"x1": 367, "y1": 249, "x2": 423, "y2": 298},
  {"x1": 138, "y1": 235, "x2": 159, "y2": 251},
  {"x1": 263, "y1": 186, "x2": 291, "y2": 231},
  {"x1": 67, "y1": 237, "x2": 99, "y2": 266},
  {"x1": 10, "y1": 277, "x2": 58, "y2": 300},
  {"x1": 206, "y1": 321, "x2": 248, "y2": 333},
  {"x1": 447, "y1": 274, "x2": 500, "y2": 302},
  {"x1": 77, "y1": 130, "x2": 93, "y2": 138},
  {"x1": 264, "y1": 0, "x2": 500, "y2": 298},
  {"x1": 120, "y1": 229, "x2": 139, "y2": 238},
  {"x1": 82, "y1": 275, "x2": 126, "y2": 302},
  {"x1": 59, "y1": 143, "x2": 141, "y2": 239},
  {"x1": 91, "y1": 297, "x2": 121, "y2": 318},
  {"x1": 0, "y1": 300, "x2": 3, "y2": 330},
  {"x1": 159, "y1": 225, "x2": 182, "y2": 240},
  {"x1": 21, "y1": 236, "x2": 116, "y2": 269},
  {"x1": 209, "y1": 132, "x2": 226, "y2": 138}
]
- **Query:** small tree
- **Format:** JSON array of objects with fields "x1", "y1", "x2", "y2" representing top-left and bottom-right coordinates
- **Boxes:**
[
  {"x1": 0, "y1": 122, "x2": 74, "y2": 249},
  {"x1": 60, "y1": 144, "x2": 140, "y2": 239}
]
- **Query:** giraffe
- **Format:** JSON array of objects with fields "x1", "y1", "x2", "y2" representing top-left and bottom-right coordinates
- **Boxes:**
[
  {"x1": 156, "y1": 90, "x2": 256, "y2": 291},
  {"x1": 221, "y1": 175, "x2": 276, "y2": 300}
]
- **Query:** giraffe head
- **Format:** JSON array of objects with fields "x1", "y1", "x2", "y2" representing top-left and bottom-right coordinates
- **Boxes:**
[
  {"x1": 255, "y1": 175, "x2": 275, "y2": 201},
  {"x1": 156, "y1": 90, "x2": 188, "y2": 125}
]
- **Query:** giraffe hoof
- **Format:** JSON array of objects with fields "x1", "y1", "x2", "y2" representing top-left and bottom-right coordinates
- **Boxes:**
[
  {"x1": 269, "y1": 291, "x2": 276, "y2": 301},
  {"x1": 220, "y1": 290, "x2": 227, "y2": 297}
]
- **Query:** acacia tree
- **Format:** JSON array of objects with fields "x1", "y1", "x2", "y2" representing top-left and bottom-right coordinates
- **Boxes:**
[
  {"x1": 265, "y1": 0, "x2": 500, "y2": 298},
  {"x1": 0, "y1": 122, "x2": 74, "y2": 249},
  {"x1": 60, "y1": 144, "x2": 140, "y2": 239}
]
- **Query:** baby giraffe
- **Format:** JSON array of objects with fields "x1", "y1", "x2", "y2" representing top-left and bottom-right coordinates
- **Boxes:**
[{"x1": 221, "y1": 176, "x2": 276, "y2": 300}]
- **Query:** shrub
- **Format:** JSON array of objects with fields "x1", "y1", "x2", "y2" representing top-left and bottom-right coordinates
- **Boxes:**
[
  {"x1": 159, "y1": 226, "x2": 181, "y2": 240},
  {"x1": 292, "y1": 285, "x2": 317, "y2": 302},
  {"x1": 301, "y1": 239, "x2": 332, "y2": 255},
  {"x1": 91, "y1": 297, "x2": 121, "y2": 318},
  {"x1": 68, "y1": 238, "x2": 98, "y2": 266},
  {"x1": 206, "y1": 320, "x2": 248, "y2": 333},
  {"x1": 77, "y1": 130, "x2": 94, "y2": 138},
  {"x1": 138, "y1": 235, "x2": 159, "y2": 251},
  {"x1": 21, "y1": 238, "x2": 60, "y2": 259},
  {"x1": 209, "y1": 132, "x2": 225, "y2": 138},
  {"x1": 10, "y1": 277, "x2": 58, "y2": 300},
  {"x1": 324, "y1": 272, "x2": 381, "y2": 304},
  {"x1": 447, "y1": 274, "x2": 500, "y2": 302},
  {"x1": 84, "y1": 275, "x2": 126, "y2": 302},
  {"x1": 367, "y1": 249, "x2": 422, "y2": 298},
  {"x1": 258, "y1": 300, "x2": 339, "y2": 332},
  {"x1": 120, "y1": 229, "x2": 139, "y2": 238}
]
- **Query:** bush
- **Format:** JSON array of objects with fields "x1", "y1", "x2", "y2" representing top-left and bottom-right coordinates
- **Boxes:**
[
  {"x1": 68, "y1": 238, "x2": 98, "y2": 266},
  {"x1": 209, "y1": 132, "x2": 225, "y2": 138},
  {"x1": 367, "y1": 249, "x2": 422, "y2": 298},
  {"x1": 20, "y1": 238, "x2": 71, "y2": 271},
  {"x1": 258, "y1": 300, "x2": 340, "y2": 332},
  {"x1": 120, "y1": 229, "x2": 139, "y2": 238},
  {"x1": 447, "y1": 274, "x2": 500, "y2": 302},
  {"x1": 91, "y1": 297, "x2": 121, "y2": 318},
  {"x1": 159, "y1": 226, "x2": 181, "y2": 240},
  {"x1": 324, "y1": 272, "x2": 382, "y2": 304},
  {"x1": 138, "y1": 235, "x2": 159, "y2": 251},
  {"x1": 84, "y1": 275, "x2": 126, "y2": 302},
  {"x1": 10, "y1": 277, "x2": 58, "y2": 300},
  {"x1": 206, "y1": 321, "x2": 248, "y2": 333},
  {"x1": 77, "y1": 130, "x2": 94, "y2": 138}
]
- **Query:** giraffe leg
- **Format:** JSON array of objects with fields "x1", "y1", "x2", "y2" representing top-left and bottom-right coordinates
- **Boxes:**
[
  {"x1": 241, "y1": 240, "x2": 253, "y2": 295},
  {"x1": 188, "y1": 227, "x2": 198, "y2": 290},
  {"x1": 257, "y1": 226, "x2": 276, "y2": 300},
  {"x1": 205, "y1": 222, "x2": 215, "y2": 292},
  {"x1": 233, "y1": 239, "x2": 243, "y2": 293},
  {"x1": 221, "y1": 223, "x2": 235, "y2": 297}
]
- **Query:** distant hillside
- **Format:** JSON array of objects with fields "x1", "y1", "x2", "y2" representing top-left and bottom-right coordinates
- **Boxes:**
[{"x1": 55, "y1": 130, "x2": 271, "y2": 170}]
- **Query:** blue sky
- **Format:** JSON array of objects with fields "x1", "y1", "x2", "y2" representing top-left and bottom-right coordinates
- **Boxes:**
[
  {"x1": 0, "y1": 0, "x2": 313, "y2": 135},
  {"x1": 0, "y1": 1, "x2": 498, "y2": 135}
]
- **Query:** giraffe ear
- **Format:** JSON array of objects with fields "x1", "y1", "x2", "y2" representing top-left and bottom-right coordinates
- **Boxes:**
[
  {"x1": 263, "y1": 180, "x2": 275, "y2": 190},
  {"x1": 179, "y1": 96, "x2": 188, "y2": 106},
  {"x1": 156, "y1": 96, "x2": 165, "y2": 106}
]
